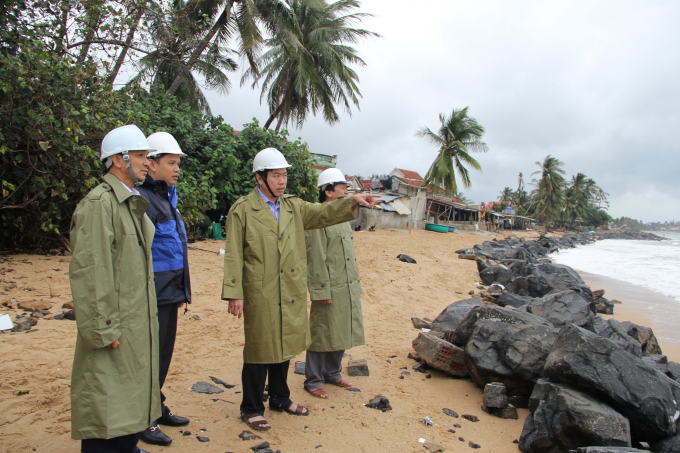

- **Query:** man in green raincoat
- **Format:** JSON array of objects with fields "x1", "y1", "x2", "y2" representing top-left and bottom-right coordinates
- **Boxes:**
[
  {"x1": 303, "y1": 168, "x2": 365, "y2": 399},
  {"x1": 222, "y1": 148, "x2": 375, "y2": 431},
  {"x1": 69, "y1": 125, "x2": 161, "y2": 453}
]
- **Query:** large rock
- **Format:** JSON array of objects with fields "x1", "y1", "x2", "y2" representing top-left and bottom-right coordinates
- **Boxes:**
[
  {"x1": 497, "y1": 293, "x2": 534, "y2": 309},
  {"x1": 519, "y1": 381, "x2": 631, "y2": 452},
  {"x1": 543, "y1": 325, "x2": 680, "y2": 442},
  {"x1": 599, "y1": 318, "x2": 642, "y2": 357},
  {"x1": 572, "y1": 448, "x2": 650, "y2": 453},
  {"x1": 415, "y1": 332, "x2": 467, "y2": 377},
  {"x1": 465, "y1": 319, "x2": 559, "y2": 396},
  {"x1": 430, "y1": 297, "x2": 485, "y2": 332},
  {"x1": 17, "y1": 300, "x2": 51, "y2": 312},
  {"x1": 454, "y1": 305, "x2": 552, "y2": 347},
  {"x1": 480, "y1": 264, "x2": 513, "y2": 286},
  {"x1": 527, "y1": 290, "x2": 594, "y2": 331},
  {"x1": 619, "y1": 322, "x2": 662, "y2": 355},
  {"x1": 652, "y1": 434, "x2": 680, "y2": 453},
  {"x1": 593, "y1": 297, "x2": 615, "y2": 315}
]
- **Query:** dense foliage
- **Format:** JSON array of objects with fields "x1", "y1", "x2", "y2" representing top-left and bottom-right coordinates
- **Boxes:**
[{"x1": 0, "y1": 2, "x2": 317, "y2": 252}]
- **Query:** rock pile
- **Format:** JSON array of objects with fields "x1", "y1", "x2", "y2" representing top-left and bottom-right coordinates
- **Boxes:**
[{"x1": 408, "y1": 232, "x2": 677, "y2": 452}]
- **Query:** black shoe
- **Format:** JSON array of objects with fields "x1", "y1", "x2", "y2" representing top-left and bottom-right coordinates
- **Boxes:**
[
  {"x1": 140, "y1": 422, "x2": 172, "y2": 446},
  {"x1": 158, "y1": 409, "x2": 190, "y2": 427}
]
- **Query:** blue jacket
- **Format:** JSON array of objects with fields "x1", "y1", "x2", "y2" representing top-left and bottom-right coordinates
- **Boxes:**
[{"x1": 137, "y1": 176, "x2": 191, "y2": 305}]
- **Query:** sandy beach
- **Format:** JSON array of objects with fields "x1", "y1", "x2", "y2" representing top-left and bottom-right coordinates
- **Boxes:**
[{"x1": 1, "y1": 229, "x2": 676, "y2": 452}]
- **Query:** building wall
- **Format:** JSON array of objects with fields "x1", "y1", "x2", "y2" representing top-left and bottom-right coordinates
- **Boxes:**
[{"x1": 350, "y1": 207, "x2": 412, "y2": 230}]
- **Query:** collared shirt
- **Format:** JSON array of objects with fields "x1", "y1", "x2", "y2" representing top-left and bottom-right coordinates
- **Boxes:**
[
  {"x1": 118, "y1": 178, "x2": 140, "y2": 195},
  {"x1": 257, "y1": 185, "x2": 280, "y2": 223}
]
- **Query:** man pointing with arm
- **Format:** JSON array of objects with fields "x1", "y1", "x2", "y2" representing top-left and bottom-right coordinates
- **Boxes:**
[{"x1": 221, "y1": 148, "x2": 375, "y2": 431}]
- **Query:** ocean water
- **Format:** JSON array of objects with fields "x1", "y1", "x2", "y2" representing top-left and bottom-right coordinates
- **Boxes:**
[{"x1": 551, "y1": 231, "x2": 680, "y2": 302}]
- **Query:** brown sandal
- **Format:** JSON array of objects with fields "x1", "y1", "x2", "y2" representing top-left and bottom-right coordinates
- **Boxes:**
[
  {"x1": 328, "y1": 378, "x2": 353, "y2": 388},
  {"x1": 241, "y1": 411, "x2": 271, "y2": 431},
  {"x1": 270, "y1": 402, "x2": 310, "y2": 416},
  {"x1": 306, "y1": 388, "x2": 328, "y2": 399}
]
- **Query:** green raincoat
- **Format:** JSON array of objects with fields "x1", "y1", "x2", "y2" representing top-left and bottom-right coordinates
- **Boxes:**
[
  {"x1": 69, "y1": 173, "x2": 161, "y2": 440},
  {"x1": 305, "y1": 219, "x2": 365, "y2": 352},
  {"x1": 221, "y1": 187, "x2": 356, "y2": 364}
]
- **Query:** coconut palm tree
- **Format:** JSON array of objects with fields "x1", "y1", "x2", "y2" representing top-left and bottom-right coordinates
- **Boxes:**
[
  {"x1": 530, "y1": 155, "x2": 566, "y2": 222},
  {"x1": 498, "y1": 187, "x2": 513, "y2": 202},
  {"x1": 163, "y1": 0, "x2": 265, "y2": 96},
  {"x1": 416, "y1": 107, "x2": 488, "y2": 196},
  {"x1": 128, "y1": 0, "x2": 238, "y2": 114},
  {"x1": 242, "y1": 0, "x2": 379, "y2": 130}
]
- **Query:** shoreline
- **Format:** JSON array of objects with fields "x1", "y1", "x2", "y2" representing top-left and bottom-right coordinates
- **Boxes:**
[{"x1": 574, "y1": 270, "x2": 680, "y2": 361}]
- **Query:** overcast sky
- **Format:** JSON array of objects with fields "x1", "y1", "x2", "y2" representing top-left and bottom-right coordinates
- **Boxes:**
[{"x1": 204, "y1": 0, "x2": 680, "y2": 223}]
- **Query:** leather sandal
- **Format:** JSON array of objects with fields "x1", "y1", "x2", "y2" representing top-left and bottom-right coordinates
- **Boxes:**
[
  {"x1": 240, "y1": 411, "x2": 271, "y2": 431},
  {"x1": 328, "y1": 378, "x2": 353, "y2": 388},
  {"x1": 270, "y1": 402, "x2": 310, "y2": 416},
  {"x1": 306, "y1": 388, "x2": 328, "y2": 399}
]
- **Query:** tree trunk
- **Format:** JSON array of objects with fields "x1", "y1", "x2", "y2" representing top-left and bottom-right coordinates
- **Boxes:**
[
  {"x1": 77, "y1": 3, "x2": 104, "y2": 64},
  {"x1": 264, "y1": 101, "x2": 285, "y2": 129},
  {"x1": 166, "y1": 0, "x2": 233, "y2": 96},
  {"x1": 107, "y1": 6, "x2": 144, "y2": 85},
  {"x1": 57, "y1": 6, "x2": 68, "y2": 55}
]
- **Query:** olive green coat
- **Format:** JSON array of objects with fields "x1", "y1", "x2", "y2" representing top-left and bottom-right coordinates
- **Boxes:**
[
  {"x1": 305, "y1": 219, "x2": 365, "y2": 352},
  {"x1": 69, "y1": 173, "x2": 161, "y2": 440},
  {"x1": 221, "y1": 187, "x2": 356, "y2": 364}
]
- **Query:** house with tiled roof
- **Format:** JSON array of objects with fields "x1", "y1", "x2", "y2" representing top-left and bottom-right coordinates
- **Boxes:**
[{"x1": 389, "y1": 168, "x2": 424, "y2": 181}]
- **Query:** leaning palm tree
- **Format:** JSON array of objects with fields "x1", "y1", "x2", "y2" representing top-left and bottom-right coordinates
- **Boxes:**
[
  {"x1": 530, "y1": 155, "x2": 566, "y2": 222},
  {"x1": 129, "y1": 0, "x2": 238, "y2": 114},
  {"x1": 416, "y1": 107, "x2": 488, "y2": 196},
  {"x1": 243, "y1": 0, "x2": 379, "y2": 130},
  {"x1": 164, "y1": 0, "x2": 265, "y2": 96}
]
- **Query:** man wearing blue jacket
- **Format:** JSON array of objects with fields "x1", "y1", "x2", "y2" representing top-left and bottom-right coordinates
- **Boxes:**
[{"x1": 137, "y1": 132, "x2": 191, "y2": 446}]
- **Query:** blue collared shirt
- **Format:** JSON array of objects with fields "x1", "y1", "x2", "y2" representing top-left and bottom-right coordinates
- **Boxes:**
[{"x1": 257, "y1": 185, "x2": 280, "y2": 223}]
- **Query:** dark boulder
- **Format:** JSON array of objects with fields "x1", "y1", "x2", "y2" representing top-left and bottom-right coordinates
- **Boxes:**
[
  {"x1": 497, "y1": 293, "x2": 534, "y2": 309},
  {"x1": 480, "y1": 264, "x2": 514, "y2": 286},
  {"x1": 651, "y1": 434, "x2": 680, "y2": 453},
  {"x1": 465, "y1": 319, "x2": 559, "y2": 396},
  {"x1": 642, "y1": 355, "x2": 669, "y2": 376},
  {"x1": 454, "y1": 305, "x2": 552, "y2": 346},
  {"x1": 592, "y1": 315, "x2": 608, "y2": 335},
  {"x1": 543, "y1": 325, "x2": 680, "y2": 442},
  {"x1": 594, "y1": 297, "x2": 615, "y2": 315},
  {"x1": 476, "y1": 258, "x2": 488, "y2": 273},
  {"x1": 667, "y1": 362, "x2": 680, "y2": 382},
  {"x1": 430, "y1": 297, "x2": 485, "y2": 332},
  {"x1": 526, "y1": 290, "x2": 594, "y2": 331},
  {"x1": 599, "y1": 319, "x2": 642, "y2": 357},
  {"x1": 619, "y1": 322, "x2": 662, "y2": 355},
  {"x1": 572, "y1": 448, "x2": 650, "y2": 453},
  {"x1": 519, "y1": 381, "x2": 631, "y2": 452}
]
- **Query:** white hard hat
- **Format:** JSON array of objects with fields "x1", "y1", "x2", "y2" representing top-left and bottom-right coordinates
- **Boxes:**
[
  {"x1": 100, "y1": 125, "x2": 154, "y2": 161},
  {"x1": 252, "y1": 147, "x2": 291, "y2": 172},
  {"x1": 317, "y1": 168, "x2": 347, "y2": 189},
  {"x1": 146, "y1": 132, "x2": 186, "y2": 158}
]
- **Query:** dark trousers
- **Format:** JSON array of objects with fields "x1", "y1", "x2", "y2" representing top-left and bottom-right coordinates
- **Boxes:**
[
  {"x1": 241, "y1": 361, "x2": 292, "y2": 416},
  {"x1": 158, "y1": 302, "x2": 178, "y2": 415},
  {"x1": 304, "y1": 350, "x2": 345, "y2": 390},
  {"x1": 81, "y1": 433, "x2": 139, "y2": 453}
]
